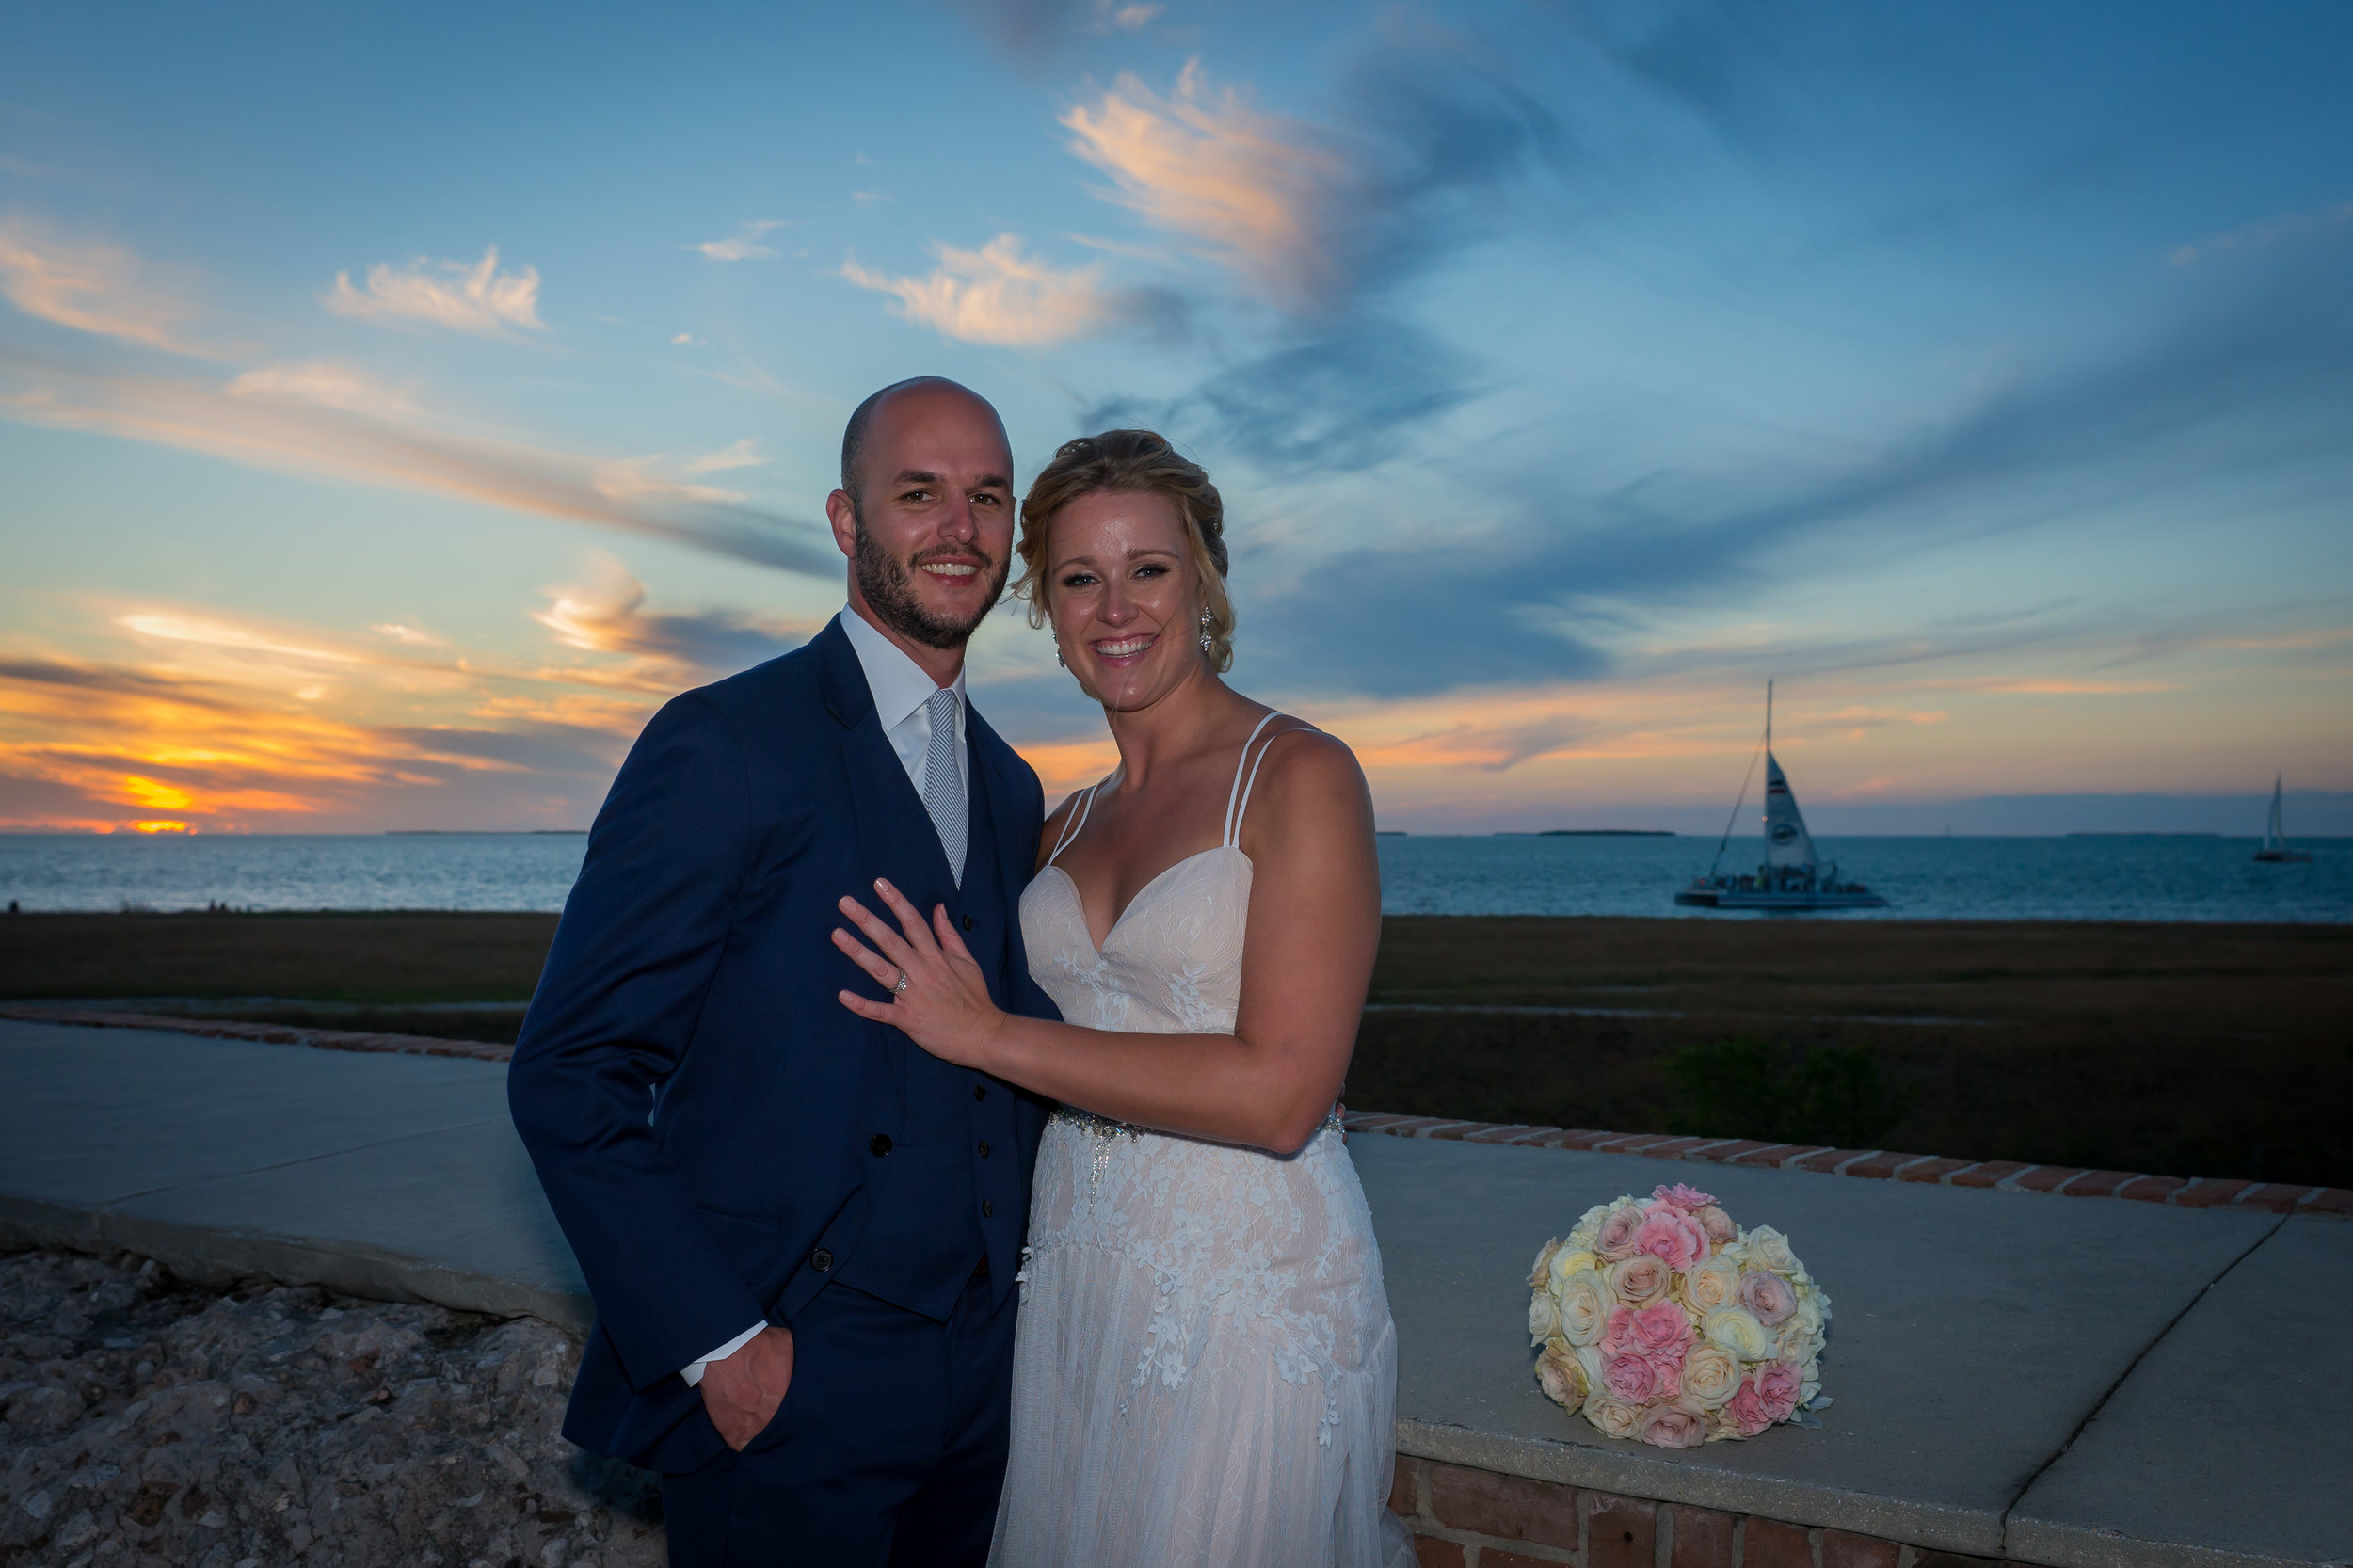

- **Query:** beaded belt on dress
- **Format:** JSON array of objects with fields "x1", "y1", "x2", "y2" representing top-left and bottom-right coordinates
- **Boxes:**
[{"x1": 1050, "y1": 1104, "x2": 1346, "y2": 1194}]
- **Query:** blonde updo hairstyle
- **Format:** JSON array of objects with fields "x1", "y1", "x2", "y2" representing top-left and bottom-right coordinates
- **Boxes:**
[{"x1": 1014, "y1": 429, "x2": 1234, "y2": 674}]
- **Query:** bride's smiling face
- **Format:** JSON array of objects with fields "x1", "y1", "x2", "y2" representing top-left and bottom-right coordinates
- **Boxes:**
[{"x1": 1047, "y1": 488, "x2": 1208, "y2": 712}]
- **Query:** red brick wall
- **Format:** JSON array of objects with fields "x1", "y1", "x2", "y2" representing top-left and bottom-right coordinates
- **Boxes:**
[{"x1": 1389, "y1": 1457, "x2": 2010, "y2": 1568}]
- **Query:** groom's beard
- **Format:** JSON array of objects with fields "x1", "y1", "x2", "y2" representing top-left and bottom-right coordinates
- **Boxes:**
[{"x1": 853, "y1": 515, "x2": 1009, "y2": 650}]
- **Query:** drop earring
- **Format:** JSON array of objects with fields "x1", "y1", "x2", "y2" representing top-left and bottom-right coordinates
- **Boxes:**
[
  {"x1": 1055, "y1": 644, "x2": 1066, "y2": 667},
  {"x1": 1198, "y1": 605, "x2": 1214, "y2": 656}
]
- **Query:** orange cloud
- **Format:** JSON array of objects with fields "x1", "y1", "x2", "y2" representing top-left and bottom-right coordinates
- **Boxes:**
[
  {"x1": 1062, "y1": 62, "x2": 1346, "y2": 309},
  {"x1": 0, "y1": 353, "x2": 836, "y2": 574},
  {"x1": 842, "y1": 234, "x2": 1132, "y2": 346},
  {"x1": 0, "y1": 216, "x2": 226, "y2": 356},
  {"x1": 326, "y1": 245, "x2": 545, "y2": 337}
]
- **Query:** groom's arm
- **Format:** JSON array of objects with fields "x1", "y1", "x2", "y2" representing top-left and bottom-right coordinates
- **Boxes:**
[{"x1": 507, "y1": 692, "x2": 771, "y2": 1394}]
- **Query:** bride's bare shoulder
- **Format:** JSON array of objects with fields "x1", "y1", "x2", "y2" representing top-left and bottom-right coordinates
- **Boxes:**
[{"x1": 1237, "y1": 718, "x2": 1370, "y2": 836}]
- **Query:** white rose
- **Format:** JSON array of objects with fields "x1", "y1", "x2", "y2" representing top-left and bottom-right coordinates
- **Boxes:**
[
  {"x1": 1584, "y1": 1393, "x2": 1641, "y2": 1441},
  {"x1": 1564, "y1": 1203, "x2": 1611, "y2": 1251},
  {"x1": 1682, "y1": 1255, "x2": 1742, "y2": 1314},
  {"x1": 1703, "y1": 1306, "x2": 1772, "y2": 1362},
  {"x1": 1772, "y1": 1320, "x2": 1823, "y2": 1365},
  {"x1": 1680, "y1": 1342, "x2": 1742, "y2": 1409},
  {"x1": 1741, "y1": 1225, "x2": 1799, "y2": 1275},
  {"x1": 1529, "y1": 1238, "x2": 1561, "y2": 1289},
  {"x1": 1558, "y1": 1270, "x2": 1610, "y2": 1347},
  {"x1": 1548, "y1": 1248, "x2": 1600, "y2": 1291},
  {"x1": 1529, "y1": 1289, "x2": 1561, "y2": 1346}
]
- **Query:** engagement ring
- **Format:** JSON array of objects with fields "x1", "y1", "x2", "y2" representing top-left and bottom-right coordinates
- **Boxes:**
[{"x1": 891, "y1": 969, "x2": 910, "y2": 995}]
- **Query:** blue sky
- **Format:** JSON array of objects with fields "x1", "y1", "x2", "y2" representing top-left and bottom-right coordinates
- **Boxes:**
[{"x1": 2, "y1": 0, "x2": 2348, "y2": 834}]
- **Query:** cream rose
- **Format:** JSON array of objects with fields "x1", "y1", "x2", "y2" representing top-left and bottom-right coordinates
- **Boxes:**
[
  {"x1": 1741, "y1": 1224, "x2": 1799, "y2": 1275},
  {"x1": 1536, "y1": 1336, "x2": 1588, "y2": 1413},
  {"x1": 1583, "y1": 1393, "x2": 1641, "y2": 1441},
  {"x1": 1558, "y1": 1270, "x2": 1610, "y2": 1347},
  {"x1": 1638, "y1": 1400, "x2": 1710, "y2": 1449},
  {"x1": 1529, "y1": 1238, "x2": 1561, "y2": 1289},
  {"x1": 1565, "y1": 1202, "x2": 1611, "y2": 1252},
  {"x1": 1683, "y1": 1255, "x2": 1742, "y2": 1313},
  {"x1": 1609, "y1": 1255, "x2": 1672, "y2": 1305},
  {"x1": 1697, "y1": 1204, "x2": 1737, "y2": 1245},
  {"x1": 1679, "y1": 1342, "x2": 1743, "y2": 1409},
  {"x1": 1703, "y1": 1306, "x2": 1773, "y2": 1362},
  {"x1": 1529, "y1": 1288, "x2": 1561, "y2": 1345},
  {"x1": 1593, "y1": 1203, "x2": 1645, "y2": 1261},
  {"x1": 1548, "y1": 1247, "x2": 1600, "y2": 1291}
]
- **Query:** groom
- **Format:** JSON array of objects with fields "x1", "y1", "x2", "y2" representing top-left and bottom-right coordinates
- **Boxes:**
[{"x1": 508, "y1": 377, "x2": 1056, "y2": 1566}]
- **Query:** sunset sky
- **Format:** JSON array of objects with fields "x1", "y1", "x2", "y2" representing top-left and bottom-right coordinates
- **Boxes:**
[{"x1": 3, "y1": 0, "x2": 2349, "y2": 836}]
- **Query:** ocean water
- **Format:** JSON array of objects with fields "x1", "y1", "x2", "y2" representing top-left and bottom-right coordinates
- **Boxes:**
[{"x1": 0, "y1": 831, "x2": 2346, "y2": 923}]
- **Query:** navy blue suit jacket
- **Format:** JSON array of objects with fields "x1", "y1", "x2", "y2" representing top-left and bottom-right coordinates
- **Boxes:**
[{"x1": 508, "y1": 617, "x2": 1058, "y2": 1472}]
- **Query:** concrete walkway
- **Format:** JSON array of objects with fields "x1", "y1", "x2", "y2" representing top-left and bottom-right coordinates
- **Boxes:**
[{"x1": 2, "y1": 1017, "x2": 2345, "y2": 1568}]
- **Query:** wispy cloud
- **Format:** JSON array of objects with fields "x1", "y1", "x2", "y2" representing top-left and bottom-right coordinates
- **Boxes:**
[
  {"x1": 842, "y1": 233, "x2": 1177, "y2": 346},
  {"x1": 325, "y1": 245, "x2": 545, "y2": 337},
  {"x1": 946, "y1": 0, "x2": 1165, "y2": 58},
  {"x1": 535, "y1": 560, "x2": 810, "y2": 679},
  {"x1": 0, "y1": 351, "x2": 839, "y2": 575},
  {"x1": 226, "y1": 360, "x2": 417, "y2": 417},
  {"x1": 692, "y1": 220, "x2": 788, "y2": 262},
  {"x1": 0, "y1": 216, "x2": 222, "y2": 356},
  {"x1": 1063, "y1": 62, "x2": 1347, "y2": 312}
]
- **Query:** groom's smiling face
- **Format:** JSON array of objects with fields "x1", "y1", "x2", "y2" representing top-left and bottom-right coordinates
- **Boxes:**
[{"x1": 827, "y1": 383, "x2": 1015, "y2": 651}]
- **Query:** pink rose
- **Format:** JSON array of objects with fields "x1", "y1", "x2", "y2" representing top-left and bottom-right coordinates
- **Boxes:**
[
  {"x1": 1599, "y1": 1305, "x2": 1639, "y2": 1360},
  {"x1": 1602, "y1": 1352, "x2": 1662, "y2": 1405},
  {"x1": 1609, "y1": 1254, "x2": 1672, "y2": 1305},
  {"x1": 1723, "y1": 1377, "x2": 1775, "y2": 1438},
  {"x1": 1638, "y1": 1400, "x2": 1709, "y2": 1449},
  {"x1": 1697, "y1": 1205, "x2": 1737, "y2": 1245},
  {"x1": 1634, "y1": 1208, "x2": 1710, "y2": 1273},
  {"x1": 1755, "y1": 1359, "x2": 1802, "y2": 1422},
  {"x1": 1651, "y1": 1183, "x2": 1716, "y2": 1214},
  {"x1": 1594, "y1": 1206, "x2": 1643, "y2": 1260},
  {"x1": 1625, "y1": 1300, "x2": 1696, "y2": 1360},
  {"x1": 1739, "y1": 1270, "x2": 1797, "y2": 1328}
]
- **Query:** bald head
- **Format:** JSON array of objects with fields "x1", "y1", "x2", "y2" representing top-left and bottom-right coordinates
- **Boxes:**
[{"x1": 840, "y1": 376, "x2": 1006, "y2": 515}]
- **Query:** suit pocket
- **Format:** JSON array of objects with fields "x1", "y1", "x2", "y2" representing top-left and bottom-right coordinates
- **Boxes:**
[{"x1": 694, "y1": 1204, "x2": 790, "y2": 1308}]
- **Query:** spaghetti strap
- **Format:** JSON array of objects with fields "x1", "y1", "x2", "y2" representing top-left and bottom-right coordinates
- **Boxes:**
[
  {"x1": 1047, "y1": 781, "x2": 1102, "y2": 868},
  {"x1": 1222, "y1": 712, "x2": 1287, "y2": 849}
]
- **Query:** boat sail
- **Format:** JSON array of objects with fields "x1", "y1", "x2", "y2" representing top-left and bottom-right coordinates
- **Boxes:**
[
  {"x1": 2253, "y1": 775, "x2": 2312, "y2": 864},
  {"x1": 1676, "y1": 682, "x2": 1888, "y2": 910}
]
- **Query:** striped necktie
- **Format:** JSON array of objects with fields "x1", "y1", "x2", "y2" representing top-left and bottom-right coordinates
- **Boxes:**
[{"x1": 921, "y1": 686, "x2": 967, "y2": 888}]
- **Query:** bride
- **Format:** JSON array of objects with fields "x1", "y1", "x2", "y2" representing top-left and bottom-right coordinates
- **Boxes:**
[{"x1": 831, "y1": 429, "x2": 1415, "y2": 1567}]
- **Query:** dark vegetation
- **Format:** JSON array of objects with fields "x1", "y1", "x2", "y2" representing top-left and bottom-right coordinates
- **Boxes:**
[{"x1": 4, "y1": 911, "x2": 2348, "y2": 1186}]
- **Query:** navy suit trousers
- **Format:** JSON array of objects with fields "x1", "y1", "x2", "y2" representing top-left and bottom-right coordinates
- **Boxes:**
[{"x1": 660, "y1": 1271, "x2": 1016, "y2": 1568}]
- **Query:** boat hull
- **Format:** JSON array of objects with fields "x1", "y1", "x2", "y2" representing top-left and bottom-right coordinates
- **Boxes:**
[{"x1": 2252, "y1": 850, "x2": 2313, "y2": 864}]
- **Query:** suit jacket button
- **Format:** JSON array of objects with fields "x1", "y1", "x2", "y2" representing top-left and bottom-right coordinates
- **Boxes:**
[
  {"x1": 811, "y1": 1248, "x2": 834, "y2": 1272},
  {"x1": 981, "y1": 1200, "x2": 994, "y2": 1219},
  {"x1": 870, "y1": 1134, "x2": 893, "y2": 1157},
  {"x1": 972, "y1": 1085, "x2": 986, "y2": 1101},
  {"x1": 962, "y1": 914, "x2": 975, "y2": 931},
  {"x1": 977, "y1": 1140, "x2": 992, "y2": 1159}
]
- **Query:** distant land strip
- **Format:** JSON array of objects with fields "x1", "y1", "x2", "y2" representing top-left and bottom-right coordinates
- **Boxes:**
[{"x1": 6, "y1": 1002, "x2": 2343, "y2": 1221}]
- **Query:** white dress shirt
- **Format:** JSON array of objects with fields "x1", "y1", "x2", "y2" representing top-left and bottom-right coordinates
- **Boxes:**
[{"x1": 680, "y1": 608, "x2": 968, "y2": 1386}]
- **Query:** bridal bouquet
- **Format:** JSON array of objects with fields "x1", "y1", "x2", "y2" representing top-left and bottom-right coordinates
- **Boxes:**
[{"x1": 1527, "y1": 1183, "x2": 1830, "y2": 1448}]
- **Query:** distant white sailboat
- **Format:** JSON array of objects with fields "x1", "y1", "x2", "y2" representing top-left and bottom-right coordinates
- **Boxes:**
[
  {"x1": 2253, "y1": 775, "x2": 2312, "y2": 864},
  {"x1": 1676, "y1": 682, "x2": 1889, "y2": 911}
]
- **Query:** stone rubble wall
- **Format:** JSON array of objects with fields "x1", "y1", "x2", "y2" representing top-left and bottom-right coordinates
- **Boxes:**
[
  {"x1": 0, "y1": 1249, "x2": 660, "y2": 1568},
  {"x1": 1388, "y1": 1457, "x2": 2010, "y2": 1568}
]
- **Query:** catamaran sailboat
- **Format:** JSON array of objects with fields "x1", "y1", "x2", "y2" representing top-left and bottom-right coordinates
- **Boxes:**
[
  {"x1": 2253, "y1": 775, "x2": 2312, "y2": 863},
  {"x1": 1676, "y1": 682, "x2": 1889, "y2": 911}
]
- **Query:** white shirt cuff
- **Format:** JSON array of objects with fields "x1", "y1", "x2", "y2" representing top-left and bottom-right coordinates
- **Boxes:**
[{"x1": 680, "y1": 1321, "x2": 766, "y2": 1387}]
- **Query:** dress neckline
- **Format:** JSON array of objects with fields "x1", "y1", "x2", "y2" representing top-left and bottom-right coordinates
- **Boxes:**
[{"x1": 1037, "y1": 846, "x2": 1251, "y2": 957}]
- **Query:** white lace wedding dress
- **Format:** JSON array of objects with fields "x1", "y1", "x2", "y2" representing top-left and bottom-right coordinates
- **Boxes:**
[{"x1": 990, "y1": 716, "x2": 1417, "y2": 1568}]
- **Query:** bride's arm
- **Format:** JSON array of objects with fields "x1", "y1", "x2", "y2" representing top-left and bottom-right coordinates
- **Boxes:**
[{"x1": 833, "y1": 732, "x2": 1380, "y2": 1156}]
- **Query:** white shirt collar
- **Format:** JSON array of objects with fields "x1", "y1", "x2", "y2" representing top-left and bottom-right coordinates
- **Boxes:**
[{"x1": 838, "y1": 607, "x2": 965, "y2": 730}]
